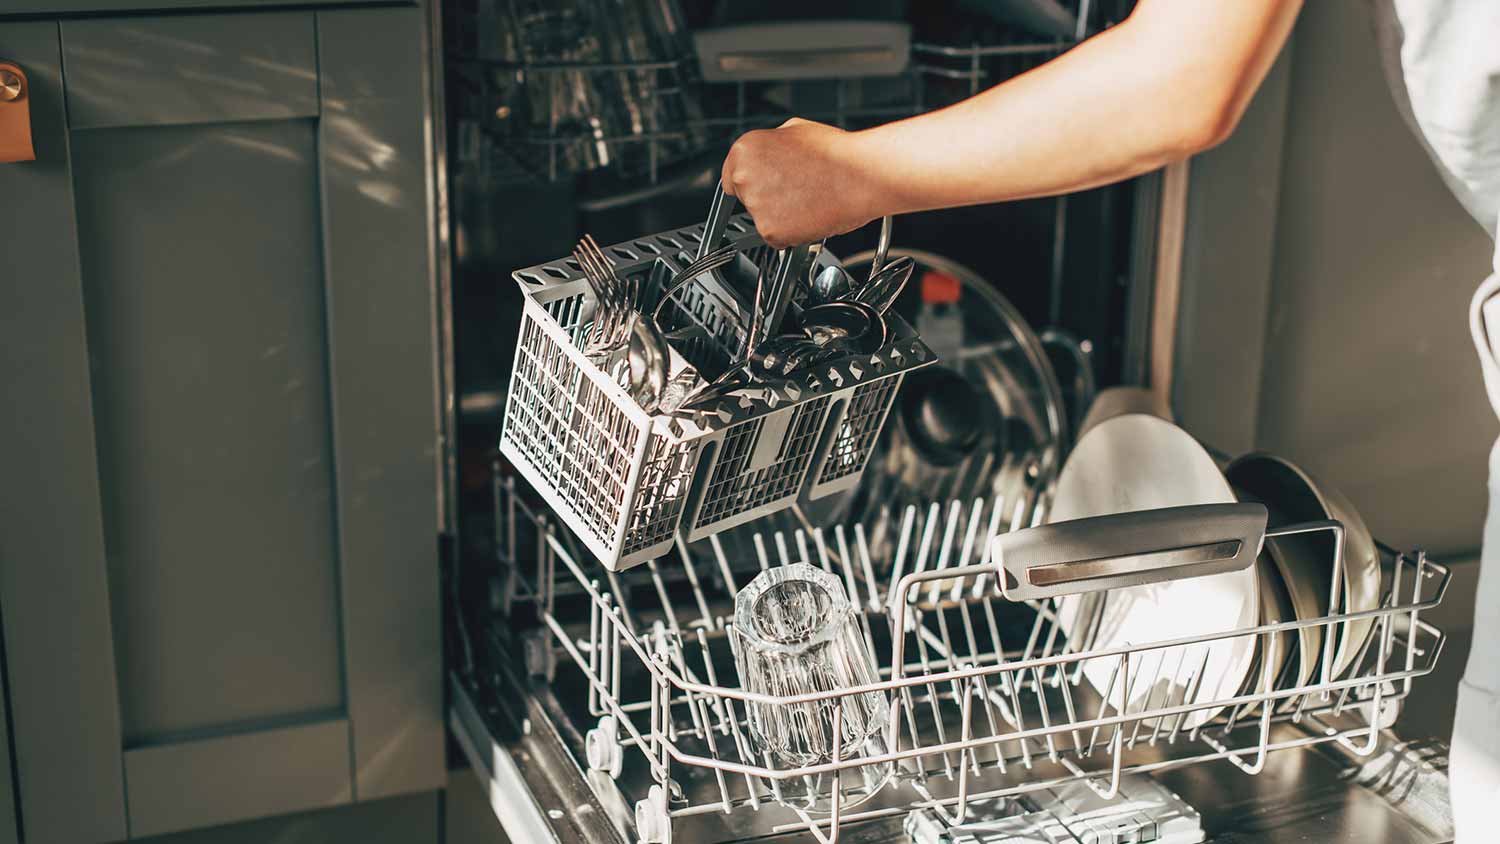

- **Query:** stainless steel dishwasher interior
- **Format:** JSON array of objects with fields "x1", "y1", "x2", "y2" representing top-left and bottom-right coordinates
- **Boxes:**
[{"x1": 442, "y1": 5, "x2": 1458, "y2": 841}]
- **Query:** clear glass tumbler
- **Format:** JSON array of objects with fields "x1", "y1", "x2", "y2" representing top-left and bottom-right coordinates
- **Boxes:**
[{"x1": 730, "y1": 563, "x2": 892, "y2": 813}]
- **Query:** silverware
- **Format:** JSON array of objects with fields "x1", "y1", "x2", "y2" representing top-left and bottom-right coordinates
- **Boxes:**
[
  {"x1": 868, "y1": 214, "x2": 893, "y2": 279},
  {"x1": 799, "y1": 300, "x2": 889, "y2": 354},
  {"x1": 745, "y1": 243, "x2": 812, "y2": 356},
  {"x1": 576, "y1": 236, "x2": 739, "y2": 412},
  {"x1": 625, "y1": 315, "x2": 670, "y2": 412},
  {"x1": 574, "y1": 234, "x2": 634, "y2": 357},
  {"x1": 682, "y1": 288, "x2": 889, "y2": 409},
  {"x1": 680, "y1": 359, "x2": 755, "y2": 409},
  {"x1": 682, "y1": 314, "x2": 878, "y2": 410},
  {"x1": 755, "y1": 336, "x2": 840, "y2": 377},
  {"x1": 676, "y1": 188, "x2": 901, "y2": 409},
  {"x1": 849, "y1": 255, "x2": 916, "y2": 315},
  {"x1": 574, "y1": 206, "x2": 745, "y2": 412},
  {"x1": 736, "y1": 246, "x2": 774, "y2": 358},
  {"x1": 650, "y1": 244, "x2": 740, "y2": 323},
  {"x1": 574, "y1": 247, "x2": 613, "y2": 359},
  {"x1": 678, "y1": 352, "x2": 815, "y2": 409},
  {"x1": 809, "y1": 263, "x2": 856, "y2": 306}
]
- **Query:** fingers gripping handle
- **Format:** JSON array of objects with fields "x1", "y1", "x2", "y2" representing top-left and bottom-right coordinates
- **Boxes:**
[
  {"x1": 993, "y1": 503, "x2": 1268, "y2": 602},
  {"x1": 701, "y1": 180, "x2": 893, "y2": 280}
]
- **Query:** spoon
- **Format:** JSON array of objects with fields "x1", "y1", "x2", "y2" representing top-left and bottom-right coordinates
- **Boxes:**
[
  {"x1": 755, "y1": 336, "x2": 840, "y2": 377},
  {"x1": 625, "y1": 316, "x2": 670, "y2": 413},
  {"x1": 680, "y1": 333, "x2": 827, "y2": 409},
  {"x1": 849, "y1": 255, "x2": 916, "y2": 315},
  {"x1": 799, "y1": 300, "x2": 889, "y2": 354},
  {"x1": 809, "y1": 263, "x2": 856, "y2": 306}
]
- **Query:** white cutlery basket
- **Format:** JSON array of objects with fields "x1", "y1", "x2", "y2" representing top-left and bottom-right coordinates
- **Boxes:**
[
  {"x1": 498, "y1": 216, "x2": 936, "y2": 571},
  {"x1": 493, "y1": 469, "x2": 1449, "y2": 844}
]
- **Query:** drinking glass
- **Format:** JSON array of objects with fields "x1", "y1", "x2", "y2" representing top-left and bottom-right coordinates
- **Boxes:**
[{"x1": 730, "y1": 563, "x2": 892, "y2": 813}]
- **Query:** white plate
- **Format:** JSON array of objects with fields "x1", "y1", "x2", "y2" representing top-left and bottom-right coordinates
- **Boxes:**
[
  {"x1": 1076, "y1": 386, "x2": 1172, "y2": 442},
  {"x1": 1052, "y1": 414, "x2": 1258, "y2": 729}
]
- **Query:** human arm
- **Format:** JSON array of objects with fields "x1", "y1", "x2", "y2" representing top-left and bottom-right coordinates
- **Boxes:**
[{"x1": 721, "y1": 0, "x2": 1303, "y2": 247}]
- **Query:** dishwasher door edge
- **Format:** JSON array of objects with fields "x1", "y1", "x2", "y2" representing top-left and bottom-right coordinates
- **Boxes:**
[{"x1": 449, "y1": 673, "x2": 632, "y2": 844}]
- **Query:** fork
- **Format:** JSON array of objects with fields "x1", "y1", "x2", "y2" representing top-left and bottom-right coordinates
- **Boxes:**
[
  {"x1": 574, "y1": 235, "x2": 632, "y2": 358},
  {"x1": 577, "y1": 236, "x2": 741, "y2": 359}
]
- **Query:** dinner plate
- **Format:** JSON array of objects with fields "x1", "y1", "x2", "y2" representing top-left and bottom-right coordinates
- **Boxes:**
[
  {"x1": 1076, "y1": 386, "x2": 1173, "y2": 442},
  {"x1": 1224, "y1": 453, "x2": 1382, "y2": 680},
  {"x1": 1232, "y1": 544, "x2": 1299, "y2": 714},
  {"x1": 1229, "y1": 485, "x2": 1323, "y2": 692},
  {"x1": 1052, "y1": 414, "x2": 1258, "y2": 728}
]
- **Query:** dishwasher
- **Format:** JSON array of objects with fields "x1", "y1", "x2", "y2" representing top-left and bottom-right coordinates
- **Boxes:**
[{"x1": 437, "y1": 2, "x2": 1457, "y2": 842}]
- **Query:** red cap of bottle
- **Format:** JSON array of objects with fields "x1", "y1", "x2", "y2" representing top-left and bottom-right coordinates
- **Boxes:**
[{"x1": 921, "y1": 270, "x2": 961, "y2": 305}]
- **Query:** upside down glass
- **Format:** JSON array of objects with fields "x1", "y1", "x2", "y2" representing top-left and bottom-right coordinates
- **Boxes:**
[{"x1": 730, "y1": 564, "x2": 892, "y2": 813}]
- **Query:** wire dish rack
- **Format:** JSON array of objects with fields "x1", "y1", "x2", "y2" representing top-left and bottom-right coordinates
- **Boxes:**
[
  {"x1": 447, "y1": 2, "x2": 1099, "y2": 187},
  {"x1": 489, "y1": 463, "x2": 1450, "y2": 844}
]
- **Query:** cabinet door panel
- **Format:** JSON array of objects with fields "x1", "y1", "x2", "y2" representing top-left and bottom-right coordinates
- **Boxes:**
[
  {"x1": 0, "y1": 668, "x2": 13, "y2": 844},
  {"x1": 62, "y1": 14, "x2": 317, "y2": 130},
  {"x1": 2, "y1": 1, "x2": 405, "y2": 16},
  {"x1": 122, "y1": 718, "x2": 352, "y2": 838},
  {"x1": 0, "y1": 22, "x2": 130, "y2": 844},
  {"x1": 72, "y1": 119, "x2": 345, "y2": 744},
  {"x1": 317, "y1": 6, "x2": 443, "y2": 802},
  {"x1": 0, "y1": 8, "x2": 440, "y2": 841}
]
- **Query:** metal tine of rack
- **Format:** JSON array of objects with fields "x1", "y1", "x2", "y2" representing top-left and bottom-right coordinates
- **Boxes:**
[{"x1": 485, "y1": 464, "x2": 1451, "y2": 844}]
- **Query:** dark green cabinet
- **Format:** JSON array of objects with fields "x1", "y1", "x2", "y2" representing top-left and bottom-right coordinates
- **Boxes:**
[
  {"x1": 4, "y1": 1, "x2": 413, "y2": 14},
  {"x1": 0, "y1": 7, "x2": 442, "y2": 843}
]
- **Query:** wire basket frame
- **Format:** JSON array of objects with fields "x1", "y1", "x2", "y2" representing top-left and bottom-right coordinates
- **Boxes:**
[
  {"x1": 491, "y1": 466, "x2": 1450, "y2": 844},
  {"x1": 498, "y1": 217, "x2": 935, "y2": 570},
  {"x1": 451, "y1": 12, "x2": 1092, "y2": 186}
]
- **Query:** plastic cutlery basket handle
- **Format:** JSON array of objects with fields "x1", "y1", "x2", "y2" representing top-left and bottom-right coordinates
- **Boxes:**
[
  {"x1": 699, "y1": 181, "x2": 894, "y2": 278},
  {"x1": 992, "y1": 503, "x2": 1268, "y2": 601}
]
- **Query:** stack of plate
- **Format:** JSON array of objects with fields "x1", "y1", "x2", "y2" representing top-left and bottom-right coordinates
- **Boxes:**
[
  {"x1": 1050, "y1": 400, "x2": 1382, "y2": 727},
  {"x1": 1225, "y1": 453, "x2": 1383, "y2": 694}
]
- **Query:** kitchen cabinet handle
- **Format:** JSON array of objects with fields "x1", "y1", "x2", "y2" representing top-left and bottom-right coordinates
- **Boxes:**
[
  {"x1": 993, "y1": 502, "x2": 1267, "y2": 601},
  {"x1": 1, "y1": 60, "x2": 35, "y2": 163}
]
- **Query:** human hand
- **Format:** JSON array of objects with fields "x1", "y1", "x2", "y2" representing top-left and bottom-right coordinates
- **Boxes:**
[{"x1": 721, "y1": 118, "x2": 880, "y2": 249}]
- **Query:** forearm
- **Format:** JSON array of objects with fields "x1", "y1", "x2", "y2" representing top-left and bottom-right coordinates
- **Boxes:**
[{"x1": 846, "y1": 0, "x2": 1301, "y2": 217}]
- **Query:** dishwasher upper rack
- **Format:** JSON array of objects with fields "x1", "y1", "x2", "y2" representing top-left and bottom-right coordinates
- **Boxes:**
[
  {"x1": 499, "y1": 216, "x2": 936, "y2": 571},
  {"x1": 449, "y1": 9, "x2": 1095, "y2": 187},
  {"x1": 491, "y1": 469, "x2": 1450, "y2": 844}
]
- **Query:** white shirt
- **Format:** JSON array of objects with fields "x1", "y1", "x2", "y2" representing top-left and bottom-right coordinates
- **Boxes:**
[
  {"x1": 1372, "y1": 0, "x2": 1500, "y2": 237},
  {"x1": 1370, "y1": 5, "x2": 1499, "y2": 842}
]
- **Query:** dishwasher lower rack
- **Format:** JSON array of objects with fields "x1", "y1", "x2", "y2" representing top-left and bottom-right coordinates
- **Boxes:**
[{"x1": 485, "y1": 472, "x2": 1449, "y2": 844}]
